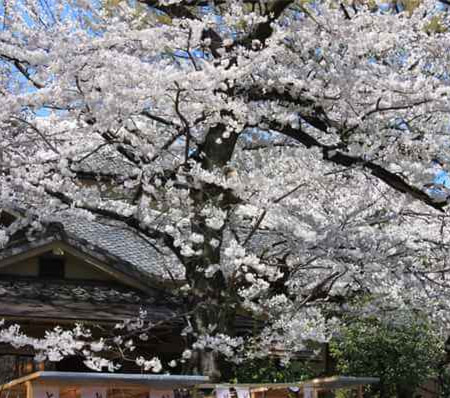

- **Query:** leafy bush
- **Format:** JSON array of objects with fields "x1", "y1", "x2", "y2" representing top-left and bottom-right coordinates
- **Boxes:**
[{"x1": 330, "y1": 315, "x2": 445, "y2": 397}]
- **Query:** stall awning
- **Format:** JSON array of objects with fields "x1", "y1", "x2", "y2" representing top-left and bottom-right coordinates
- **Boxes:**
[
  {"x1": 1, "y1": 371, "x2": 209, "y2": 390},
  {"x1": 304, "y1": 376, "x2": 380, "y2": 389},
  {"x1": 198, "y1": 375, "x2": 380, "y2": 391}
]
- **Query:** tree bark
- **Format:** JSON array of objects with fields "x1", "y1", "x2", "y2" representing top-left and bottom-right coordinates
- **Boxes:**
[
  {"x1": 182, "y1": 124, "x2": 241, "y2": 381},
  {"x1": 396, "y1": 383, "x2": 415, "y2": 398}
]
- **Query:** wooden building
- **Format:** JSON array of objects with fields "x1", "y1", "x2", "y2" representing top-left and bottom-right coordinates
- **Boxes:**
[
  {"x1": 0, "y1": 203, "x2": 319, "y2": 382},
  {"x1": 0, "y1": 207, "x2": 186, "y2": 381},
  {"x1": 0, "y1": 149, "x2": 320, "y2": 381}
]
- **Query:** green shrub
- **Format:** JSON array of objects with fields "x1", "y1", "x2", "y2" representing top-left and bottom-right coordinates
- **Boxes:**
[{"x1": 330, "y1": 314, "x2": 445, "y2": 397}]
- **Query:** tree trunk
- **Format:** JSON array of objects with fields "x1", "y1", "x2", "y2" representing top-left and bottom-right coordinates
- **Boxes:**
[
  {"x1": 378, "y1": 384, "x2": 388, "y2": 398},
  {"x1": 396, "y1": 383, "x2": 415, "y2": 398},
  {"x1": 183, "y1": 185, "x2": 237, "y2": 382},
  {"x1": 189, "y1": 349, "x2": 222, "y2": 381},
  {"x1": 181, "y1": 124, "x2": 241, "y2": 381},
  {"x1": 185, "y1": 292, "x2": 236, "y2": 381}
]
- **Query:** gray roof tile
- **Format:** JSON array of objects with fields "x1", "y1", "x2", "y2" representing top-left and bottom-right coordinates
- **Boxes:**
[{"x1": 62, "y1": 217, "x2": 185, "y2": 280}]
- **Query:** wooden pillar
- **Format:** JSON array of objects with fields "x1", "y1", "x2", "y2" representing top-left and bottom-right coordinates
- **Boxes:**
[
  {"x1": 26, "y1": 382, "x2": 33, "y2": 398},
  {"x1": 303, "y1": 385, "x2": 317, "y2": 398},
  {"x1": 357, "y1": 386, "x2": 363, "y2": 398}
]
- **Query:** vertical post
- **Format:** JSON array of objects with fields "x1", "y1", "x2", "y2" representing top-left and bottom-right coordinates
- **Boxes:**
[
  {"x1": 303, "y1": 385, "x2": 316, "y2": 398},
  {"x1": 26, "y1": 382, "x2": 33, "y2": 398},
  {"x1": 357, "y1": 386, "x2": 363, "y2": 398}
]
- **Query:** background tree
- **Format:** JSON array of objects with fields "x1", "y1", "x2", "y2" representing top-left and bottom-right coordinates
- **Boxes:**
[{"x1": 330, "y1": 313, "x2": 445, "y2": 397}]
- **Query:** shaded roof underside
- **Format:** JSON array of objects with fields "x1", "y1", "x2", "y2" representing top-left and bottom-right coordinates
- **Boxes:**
[{"x1": 0, "y1": 278, "x2": 178, "y2": 322}]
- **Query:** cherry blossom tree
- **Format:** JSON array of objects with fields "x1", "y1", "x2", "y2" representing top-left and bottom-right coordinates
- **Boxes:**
[{"x1": 2, "y1": 0, "x2": 450, "y2": 379}]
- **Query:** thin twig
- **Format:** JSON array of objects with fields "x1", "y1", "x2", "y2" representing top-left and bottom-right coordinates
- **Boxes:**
[
  {"x1": 243, "y1": 182, "x2": 306, "y2": 245},
  {"x1": 173, "y1": 84, "x2": 191, "y2": 163},
  {"x1": 10, "y1": 116, "x2": 59, "y2": 154}
]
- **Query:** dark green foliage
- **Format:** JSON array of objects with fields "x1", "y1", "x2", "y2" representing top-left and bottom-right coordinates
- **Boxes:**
[{"x1": 329, "y1": 315, "x2": 445, "y2": 397}]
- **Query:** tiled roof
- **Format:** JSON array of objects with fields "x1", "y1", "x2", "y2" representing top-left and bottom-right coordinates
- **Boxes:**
[
  {"x1": 72, "y1": 148, "x2": 139, "y2": 177},
  {"x1": 0, "y1": 278, "x2": 179, "y2": 322},
  {"x1": 62, "y1": 217, "x2": 185, "y2": 280},
  {"x1": 2, "y1": 206, "x2": 288, "y2": 284},
  {"x1": 0, "y1": 203, "x2": 185, "y2": 281}
]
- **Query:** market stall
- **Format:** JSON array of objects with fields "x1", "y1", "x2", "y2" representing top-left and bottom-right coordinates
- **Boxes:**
[
  {"x1": 0, "y1": 372, "x2": 209, "y2": 398},
  {"x1": 197, "y1": 376, "x2": 379, "y2": 398}
]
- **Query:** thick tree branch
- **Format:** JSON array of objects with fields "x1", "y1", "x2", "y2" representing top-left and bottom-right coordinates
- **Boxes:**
[
  {"x1": 244, "y1": 85, "x2": 340, "y2": 133},
  {"x1": 266, "y1": 121, "x2": 446, "y2": 212},
  {"x1": 138, "y1": 0, "x2": 200, "y2": 19},
  {"x1": 42, "y1": 186, "x2": 185, "y2": 262},
  {"x1": 140, "y1": 0, "x2": 294, "y2": 58},
  {"x1": 242, "y1": 85, "x2": 445, "y2": 211},
  {"x1": 1, "y1": 54, "x2": 45, "y2": 89},
  {"x1": 139, "y1": 0, "x2": 275, "y2": 20},
  {"x1": 243, "y1": 0, "x2": 294, "y2": 46}
]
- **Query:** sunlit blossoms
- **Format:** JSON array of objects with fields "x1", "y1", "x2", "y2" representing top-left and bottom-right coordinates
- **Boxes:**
[{"x1": 1, "y1": 0, "x2": 450, "y2": 377}]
